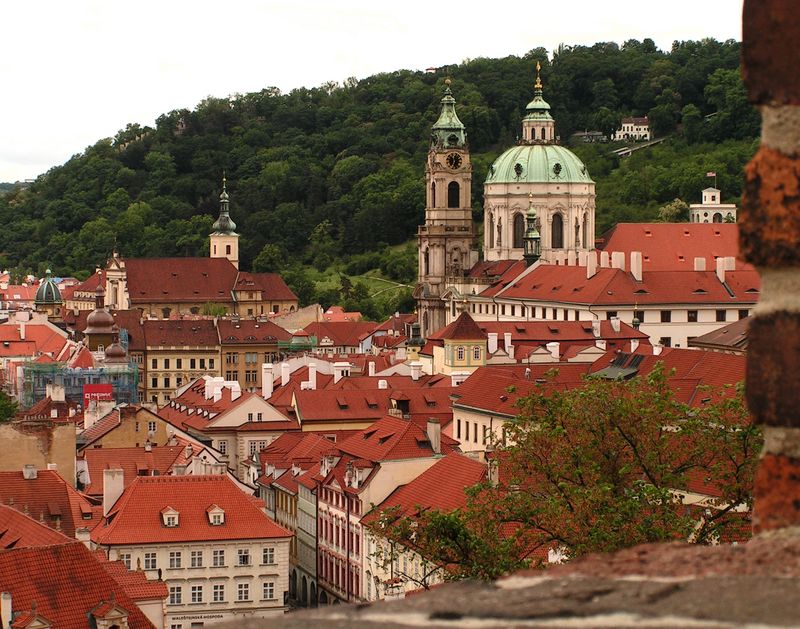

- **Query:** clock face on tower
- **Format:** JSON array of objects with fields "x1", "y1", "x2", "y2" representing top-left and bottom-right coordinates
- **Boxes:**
[{"x1": 446, "y1": 153, "x2": 463, "y2": 170}]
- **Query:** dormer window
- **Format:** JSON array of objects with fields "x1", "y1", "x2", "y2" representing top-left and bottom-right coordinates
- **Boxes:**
[
  {"x1": 207, "y1": 505, "x2": 225, "y2": 525},
  {"x1": 161, "y1": 507, "x2": 179, "y2": 527}
]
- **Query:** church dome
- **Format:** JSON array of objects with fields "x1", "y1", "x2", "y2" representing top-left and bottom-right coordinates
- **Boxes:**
[
  {"x1": 34, "y1": 270, "x2": 61, "y2": 305},
  {"x1": 485, "y1": 144, "x2": 594, "y2": 185},
  {"x1": 85, "y1": 286, "x2": 115, "y2": 334}
]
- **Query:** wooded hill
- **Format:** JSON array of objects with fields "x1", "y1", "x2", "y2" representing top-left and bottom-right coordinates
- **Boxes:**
[{"x1": 0, "y1": 38, "x2": 758, "y2": 314}]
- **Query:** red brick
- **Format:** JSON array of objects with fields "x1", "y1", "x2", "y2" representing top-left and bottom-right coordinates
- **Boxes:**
[
  {"x1": 753, "y1": 452, "x2": 800, "y2": 533},
  {"x1": 743, "y1": 0, "x2": 800, "y2": 105},
  {"x1": 741, "y1": 146, "x2": 800, "y2": 266}
]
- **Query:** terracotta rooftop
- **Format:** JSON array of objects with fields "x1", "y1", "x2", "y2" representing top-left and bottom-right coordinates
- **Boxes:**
[
  {"x1": 125, "y1": 257, "x2": 238, "y2": 304},
  {"x1": 336, "y1": 415, "x2": 460, "y2": 462},
  {"x1": 143, "y1": 318, "x2": 219, "y2": 347},
  {"x1": 235, "y1": 271, "x2": 297, "y2": 301},
  {"x1": 217, "y1": 317, "x2": 292, "y2": 344},
  {"x1": 689, "y1": 316, "x2": 750, "y2": 353},
  {"x1": 92, "y1": 475, "x2": 292, "y2": 545},
  {"x1": 432, "y1": 311, "x2": 486, "y2": 341},
  {"x1": 0, "y1": 504, "x2": 74, "y2": 548},
  {"x1": 304, "y1": 320, "x2": 379, "y2": 347}
]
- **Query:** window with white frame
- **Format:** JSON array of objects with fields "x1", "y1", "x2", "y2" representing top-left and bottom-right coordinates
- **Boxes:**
[
  {"x1": 169, "y1": 585, "x2": 182, "y2": 605},
  {"x1": 190, "y1": 585, "x2": 203, "y2": 603},
  {"x1": 262, "y1": 581, "x2": 275, "y2": 600},
  {"x1": 144, "y1": 552, "x2": 157, "y2": 570},
  {"x1": 212, "y1": 549, "x2": 225, "y2": 567},
  {"x1": 212, "y1": 583, "x2": 225, "y2": 602},
  {"x1": 190, "y1": 550, "x2": 203, "y2": 567},
  {"x1": 237, "y1": 582, "x2": 250, "y2": 601},
  {"x1": 169, "y1": 551, "x2": 182, "y2": 568},
  {"x1": 148, "y1": 420, "x2": 157, "y2": 433},
  {"x1": 237, "y1": 549, "x2": 251, "y2": 566},
  {"x1": 119, "y1": 552, "x2": 131, "y2": 569},
  {"x1": 262, "y1": 547, "x2": 275, "y2": 565},
  {"x1": 217, "y1": 440, "x2": 228, "y2": 455},
  {"x1": 456, "y1": 346, "x2": 465, "y2": 361}
]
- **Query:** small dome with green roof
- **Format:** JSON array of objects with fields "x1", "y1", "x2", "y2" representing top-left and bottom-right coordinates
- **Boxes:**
[
  {"x1": 34, "y1": 269, "x2": 62, "y2": 306},
  {"x1": 430, "y1": 79, "x2": 467, "y2": 149}
]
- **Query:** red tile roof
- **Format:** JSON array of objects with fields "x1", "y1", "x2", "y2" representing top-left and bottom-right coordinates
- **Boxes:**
[
  {"x1": 236, "y1": 272, "x2": 297, "y2": 302},
  {"x1": 467, "y1": 259, "x2": 524, "y2": 280},
  {"x1": 491, "y1": 264, "x2": 760, "y2": 305},
  {"x1": 125, "y1": 257, "x2": 238, "y2": 304},
  {"x1": 304, "y1": 321, "x2": 378, "y2": 347},
  {"x1": 0, "y1": 470, "x2": 101, "y2": 538},
  {"x1": 92, "y1": 475, "x2": 292, "y2": 545},
  {"x1": 81, "y1": 443, "x2": 200, "y2": 496},
  {"x1": 432, "y1": 311, "x2": 486, "y2": 341},
  {"x1": 0, "y1": 541, "x2": 156, "y2": 629},
  {"x1": 363, "y1": 452, "x2": 486, "y2": 525},
  {"x1": 217, "y1": 318, "x2": 292, "y2": 343},
  {"x1": 0, "y1": 322, "x2": 69, "y2": 358},
  {"x1": 143, "y1": 318, "x2": 219, "y2": 347},
  {"x1": 336, "y1": 415, "x2": 460, "y2": 461},
  {"x1": 94, "y1": 555, "x2": 169, "y2": 601},
  {"x1": 599, "y1": 223, "x2": 747, "y2": 272},
  {"x1": 321, "y1": 306, "x2": 363, "y2": 322},
  {"x1": 0, "y1": 504, "x2": 74, "y2": 548}
]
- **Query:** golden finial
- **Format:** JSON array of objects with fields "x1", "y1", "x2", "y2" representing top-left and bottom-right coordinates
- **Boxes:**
[
  {"x1": 534, "y1": 61, "x2": 543, "y2": 90},
  {"x1": 444, "y1": 78, "x2": 451, "y2": 87},
  {"x1": 528, "y1": 191, "x2": 534, "y2": 209}
]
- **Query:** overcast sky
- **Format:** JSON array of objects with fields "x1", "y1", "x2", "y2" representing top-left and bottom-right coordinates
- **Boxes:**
[{"x1": 0, "y1": 0, "x2": 743, "y2": 183}]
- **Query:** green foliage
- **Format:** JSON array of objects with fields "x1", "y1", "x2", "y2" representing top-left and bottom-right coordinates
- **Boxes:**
[
  {"x1": 201, "y1": 302, "x2": 227, "y2": 316},
  {"x1": 658, "y1": 198, "x2": 690, "y2": 222},
  {"x1": 0, "y1": 38, "x2": 756, "y2": 279},
  {"x1": 375, "y1": 368, "x2": 759, "y2": 580},
  {"x1": 0, "y1": 391, "x2": 18, "y2": 422}
]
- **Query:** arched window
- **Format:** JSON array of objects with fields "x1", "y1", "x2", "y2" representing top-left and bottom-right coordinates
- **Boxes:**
[
  {"x1": 551, "y1": 213, "x2": 564, "y2": 249},
  {"x1": 431, "y1": 182, "x2": 436, "y2": 207},
  {"x1": 447, "y1": 181, "x2": 460, "y2": 208},
  {"x1": 456, "y1": 346, "x2": 465, "y2": 361},
  {"x1": 472, "y1": 346, "x2": 481, "y2": 361},
  {"x1": 488, "y1": 214, "x2": 495, "y2": 249},
  {"x1": 423, "y1": 248, "x2": 429, "y2": 275},
  {"x1": 513, "y1": 213, "x2": 525, "y2": 248},
  {"x1": 541, "y1": 127, "x2": 546, "y2": 140},
  {"x1": 713, "y1": 213, "x2": 723, "y2": 223}
]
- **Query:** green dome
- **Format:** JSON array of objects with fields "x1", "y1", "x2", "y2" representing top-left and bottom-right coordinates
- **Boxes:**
[
  {"x1": 34, "y1": 270, "x2": 61, "y2": 305},
  {"x1": 485, "y1": 144, "x2": 594, "y2": 185}
]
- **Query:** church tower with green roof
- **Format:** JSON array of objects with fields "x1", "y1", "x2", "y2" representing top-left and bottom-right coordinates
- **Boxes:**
[{"x1": 209, "y1": 176, "x2": 240, "y2": 269}]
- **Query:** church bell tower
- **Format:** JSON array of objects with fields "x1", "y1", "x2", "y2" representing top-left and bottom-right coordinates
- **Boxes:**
[
  {"x1": 415, "y1": 80, "x2": 478, "y2": 338},
  {"x1": 209, "y1": 175, "x2": 240, "y2": 269}
]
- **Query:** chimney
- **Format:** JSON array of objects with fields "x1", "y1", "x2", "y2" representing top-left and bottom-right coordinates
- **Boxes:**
[
  {"x1": 333, "y1": 362, "x2": 349, "y2": 384},
  {"x1": 426, "y1": 418, "x2": 441, "y2": 454},
  {"x1": 503, "y1": 332, "x2": 513, "y2": 357},
  {"x1": 599, "y1": 251, "x2": 610, "y2": 268},
  {"x1": 611, "y1": 251, "x2": 625, "y2": 271},
  {"x1": 586, "y1": 251, "x2": 598, "y2": 279},
  {"x1": 591, "y1": 319, "x2": 601, "y2": 338},
  {"x1": 261, "y1": 363, "x2": 274, "y2": 399},
  {"x1": 410, "y1": 361, "x2": 422, "y2": 381},
  {"x1": 596, "y1": 339, "x2": 607, "y2": 351},
  {"x1": 45, "y1": 383, "x2": 65, "y2": 403},
  {"x1": 22, "y1": 464, "x2": 37, "y2": 480},
  {"x1": 184, "y1": 444, "x2": 193, "y2": 459},
  {"x1": 567, "y1": 250, "x2": 577, "y2": 266},
  {"x1": 578, "y1": 251, "x2": 588, "y2": 266},
  {"x1": 103, "y1": 469, "x2": 125, "y2": 516},
  {"x1": 144, "y1": 441, "x2": 152, "y2": 452},
  {"x1": 377, "y1": 379, "x2": 388, "y2": 390},
  {"x1": 368, "y1": 361, "x2": 376, "y2": 377},
  {"x1": 631, "y1": 339, "x2": 640, "y2": 352},
  {"x1": 653, "y1": 344, "x2": 663, "y2": 356},
  {"x1": 610, "y1": 317, "x2": 621, "y2": 333},
  {"x1": 546, "y1": 341, "x2": 560, "y2": 360},
  {"x1": 725, "y1": 256, "x2": 736, "y2": 271},
  {"x1": 47, "y1": 463, "x2": 57, "y2": 471},
  {"x1": 487, "y1": 332, "x2": 498, "y2": 355},
  {"x1": 19, "y1": 322, "x2": 25, "y2": 341},
  {"x1": 1, "y1": 592, "x2": 11, "y2": 629},
  {"x1": 281, "y1": 362, "x2": 290, "y2": 387},
  {"x1": 694, "y1": 257, "x2": 707, "y2": 271},
  {"x1": 716, "y1": 256, "x2": 727, "y2": 283},
  {"x1": 204, "y1": 377, "x2": 214, "y2": 400},
  {"x1": 630, "y1": 251, "x2": 643, "y2": 282},
  {"x1": 307, "y1": 362, "x2": 317, "y2": 390}
]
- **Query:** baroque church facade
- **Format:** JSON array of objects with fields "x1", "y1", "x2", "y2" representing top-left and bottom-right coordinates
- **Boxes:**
[{"x1": 415, "y1": 68, "x2": 596, "y2": 337}]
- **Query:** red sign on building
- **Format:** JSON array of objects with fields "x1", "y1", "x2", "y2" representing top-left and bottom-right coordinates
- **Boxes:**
[{"x1": 83, "y1": 383, "x2": 113, "y2": 407}]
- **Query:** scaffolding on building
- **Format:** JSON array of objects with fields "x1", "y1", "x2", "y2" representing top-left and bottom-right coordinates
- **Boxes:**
[{"x1": 20, "y1": 360, "x2": 139, "y2": 409}]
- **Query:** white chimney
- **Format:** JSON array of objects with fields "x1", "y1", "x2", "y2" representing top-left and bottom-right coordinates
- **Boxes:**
[
  {"x1": 1, "y1": 592, "x2": 12, "y2": 629},
  {"x1": 631, "y1": 339, "x2": 640, "y2": 352},
  {"x1": 630, "y1": 251, "x2": 643, "y2": 282},
  {"x1": 19, "y1": 322, "x2": 25, "y2": 341},
  {"x1": 599, "y1": 251, "x2": 610, "y2": 268},
  {"x1": 487, "y1": 332, "x2": 498, "y2": 355},
  {"x1": 546, "y1": 341, "x2": 560, "y2": 360},
  {"x1": 596, "y1": 339, "x2": 607, "y2": 351},
  {"x1": 426, "y1": 419, "x2": 441, "y2": 454},
  {"x1": 103, "y1": 468, "x2": 125, "y2": 516},
  {"x1": 333, "y1": 362, "x2": 349, "y2": 384},
  {"x1": 578, "y1": 251, "x2": 588, "y2": 266},
  {"x1": 45, "y1": 383, "x2": 65, "y2": 403},
  {"x1": 144, "y1": 441, "x2": 152, "y2": 452},
  {"x1": 586, "y1": 251, "x2": 598, "y2": 279},
  {"x1": 261, "y1": 363, "x2": 273, "y2": 399},
  {"x1": 47, "y1": 463, "x2": 57, "y2": 471},
  {"x1": 377, "y1": 379, "x2": 388, "y2": 390},
  {"x1": 204, "y1": 377, "x2": 214, "y2": 400},
  {"x1": 410, "y1": 361, "x2": 422, "y2": 381},
  {"x1": 610, "y1": 317, "x2": 621, "y2": 333},
  {"x1": 591, "y1": 319, "x2": 601, "y2": 338},
  {"x1": 503, "y1": 332, "x2": 513, "y2": 356},
  {"x1": 716, "y1": 257, "x2": 726, "y2": 283},
  {"x1": 694, "y1": 257, "x2": 706, "y2": 271},
  {"x1": 653, "y1": 345, "x2": 663, "y2": 356},
  {"x1": 567, "y1": 250, "x2": 577, "y2": 266},
  {"x1": 22, "y1": 464, "x2": 37, "y2": 480},
  {"x1": 281, "y1": 362, "x2": 290, "y2": 387},
  {"x1": 611, "y1": 251, "x2": 625, "y2": 271},
  {"x1": 368, "y1": 361, "x2": 376, "y2": 377},
  {"x1": 308, "y1": 362, "x2": 317, "y2": 390},
  {"x1": 725, "y1": 256, "x2": 736, "y2": 271}
]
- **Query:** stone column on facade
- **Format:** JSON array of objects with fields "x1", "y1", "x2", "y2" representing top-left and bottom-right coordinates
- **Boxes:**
[{"x1": 741, "y1": 0, "x2": 800, "y2": 533}]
